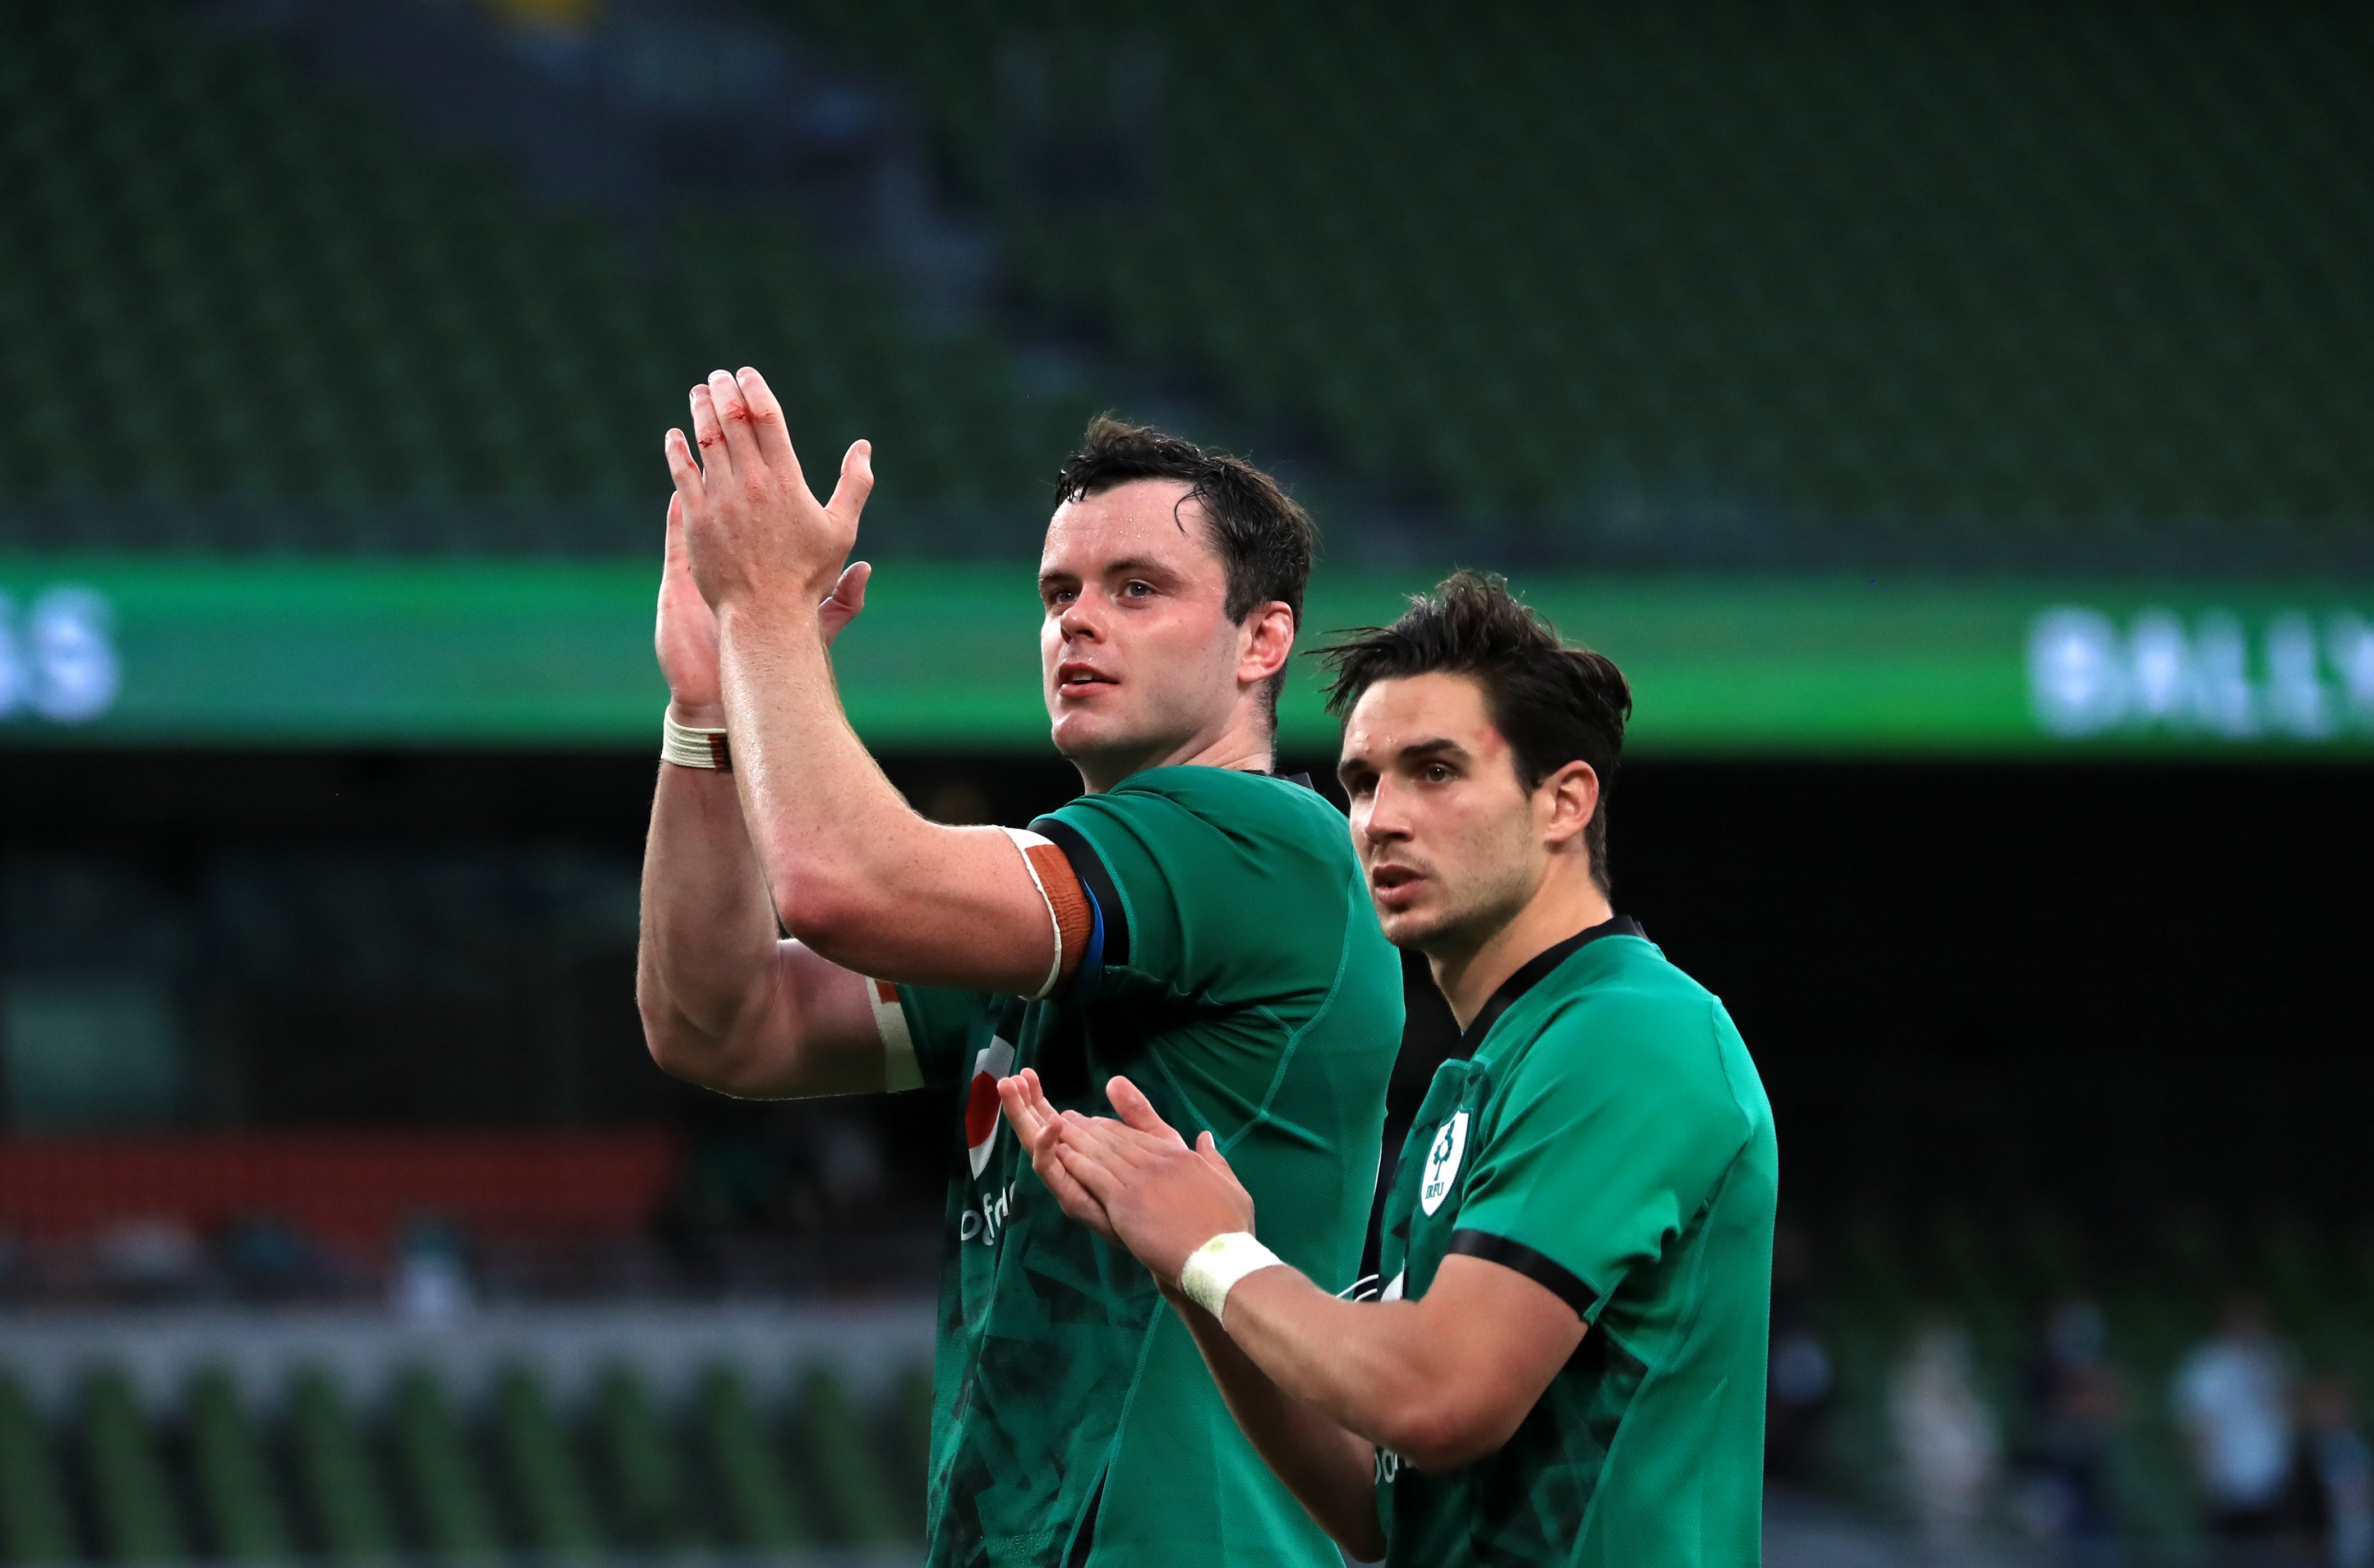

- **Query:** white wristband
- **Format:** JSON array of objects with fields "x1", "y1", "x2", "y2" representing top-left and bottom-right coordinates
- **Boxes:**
[
  {"x1": 1179, "y1": 1231, "x2": 1283, "y2": 1325},
  {"x1": 662, "y1": 708, "x2": 732, "y2": 770}
]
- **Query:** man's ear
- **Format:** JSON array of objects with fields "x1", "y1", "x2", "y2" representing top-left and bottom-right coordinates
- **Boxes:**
[
  {"x1": 1538, "y1": 760, "x2": 1601, "y2": 851},
  {"x1": 1238, "y1": 601, "x2": 1296, "y2": 686}
]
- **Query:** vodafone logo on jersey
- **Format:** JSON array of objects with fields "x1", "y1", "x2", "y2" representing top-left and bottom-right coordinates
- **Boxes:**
[{"x1": 965, "y1": 1038, "x2": 1016, "y2": 1177}]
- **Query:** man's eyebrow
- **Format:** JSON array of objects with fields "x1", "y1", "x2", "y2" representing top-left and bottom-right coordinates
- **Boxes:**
[
  {"x1": 1338, "y1": 736, "x2": 1468, "y2": 780},
  {"x1": 1101, "y1": 555, "x2": 1177, "y2": 580}
]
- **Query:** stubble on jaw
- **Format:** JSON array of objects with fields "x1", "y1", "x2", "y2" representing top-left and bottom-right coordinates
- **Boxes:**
[{"x1": 1382, "y1": 840, "x2": 1539, "y2": 964}]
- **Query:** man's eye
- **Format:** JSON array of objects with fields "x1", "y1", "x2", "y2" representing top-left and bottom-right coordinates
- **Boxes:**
[
  {"x1": 1123, "y1": 581, "x2": 1153, "y2": 598},
  {"x1": 1425, "y1": 764, "x2": 1454, "y2": 783}
]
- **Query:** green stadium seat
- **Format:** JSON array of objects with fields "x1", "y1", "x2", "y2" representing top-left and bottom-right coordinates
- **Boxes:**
[
  {"x1": 0, "y1": 1373, "x2": 77, "y2": 1565},
  {"x1": 78, "y1": 1366, "x2": 184, "y2": 1563},
  {"x1": 790, "y1": 1366, "x2": 903, "y2": 1544},
  {"x1": 695, "y1": 1363, "x2": 814, "y2": 1549},
  {"x1": 185, "y1": 1367, "x2": 296, "y2": 1561},
  {"x1": 592, "y1": 1363, "x2": 698, "y2": 1550},
  {"x1": 491, "y1": 1364, "x2": 602, "y2": 1557},
  {"x1": 389, "y1": 1367, "x2": 503, "y2": 1556},
  {"x1": 287, "y1": 1366, "x2": 400, "y2": 1561}
]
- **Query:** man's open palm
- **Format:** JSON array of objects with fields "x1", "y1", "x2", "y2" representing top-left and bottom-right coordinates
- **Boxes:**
[{"x1": 662, "y1": 366, "x2": 873, "y2": 615}]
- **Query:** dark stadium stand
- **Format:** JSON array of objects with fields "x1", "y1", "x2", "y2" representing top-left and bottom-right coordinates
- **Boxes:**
[
  {"x1": 771, "y1": 0, "x2": 2374, "y2": 572},
  {"x1": 5, "y1": 1, "x2": 2371, "y2": 569},
  {"x1": 0, "y1": 0, "x2": 1097, "y2": 556}
]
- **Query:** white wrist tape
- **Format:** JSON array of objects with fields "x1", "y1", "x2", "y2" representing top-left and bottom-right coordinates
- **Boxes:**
[
  {"x1": 662, "y1": 708, "x2": 732, "y2": 770},
  {"x1": 1179, "y1": 1231, "x2": 1283, "y2": 1325}
]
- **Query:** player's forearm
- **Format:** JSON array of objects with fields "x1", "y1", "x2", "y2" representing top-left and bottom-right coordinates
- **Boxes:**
[
  {"x1": 712, "y1": 599, "x2": 1049, "y2": 988},
  {"x1": 716, "y1": 601, "x2": 939, "y2": 929},
  {"x1": 636, "y1": 759, "x2": 788, "y2": 1086},
  {"x1": 1219, "y1": 1269, "x2": 1495, "y2": 1473},
  {"x1": 1170, "y1": 1290, "x2": 1385, "y2": 1559}
]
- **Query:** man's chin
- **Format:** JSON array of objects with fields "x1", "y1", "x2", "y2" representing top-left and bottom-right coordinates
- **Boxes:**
[
  {"x1": 1050, "y1": 713, "x2": 1162, "y2": 772},
  {"x1": 1376, "y1": 902, "x2": 1454, "y2": 952}
]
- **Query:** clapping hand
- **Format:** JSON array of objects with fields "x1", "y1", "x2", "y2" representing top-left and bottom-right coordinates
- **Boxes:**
[
  {"x1": 662, "y1": 367, "x2": 874, "y2": 621},
  {"x1": 999, "y1": 1070, "x2": 1257, "y2": 1289},
  {"x1": 654, "y1": 370, "x2": 873, "y2": 722}
]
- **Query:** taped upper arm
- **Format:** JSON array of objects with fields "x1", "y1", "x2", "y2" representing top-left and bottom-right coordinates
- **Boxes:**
[{"x1": 999, "y1": 826, "x2": 1094, "y2": 999}]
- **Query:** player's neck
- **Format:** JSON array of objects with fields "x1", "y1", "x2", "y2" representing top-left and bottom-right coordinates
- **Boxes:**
[
  {"x1": 1070, "y1": 711, "x2": 1276, "y2": 793},
  {"x1": 1430, "y1": 864, "x2": 1614, "y2": 1031}
]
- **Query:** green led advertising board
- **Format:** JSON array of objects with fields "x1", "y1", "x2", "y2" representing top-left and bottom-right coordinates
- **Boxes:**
[{"x1": 1, "y1": 556, "x2": 2368, "y2": 755}]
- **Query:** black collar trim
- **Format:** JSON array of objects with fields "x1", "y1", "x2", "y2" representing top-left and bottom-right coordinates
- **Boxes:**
[{"x1": 1453, "y1": 914, "x2": 1644, "y2": 1058}]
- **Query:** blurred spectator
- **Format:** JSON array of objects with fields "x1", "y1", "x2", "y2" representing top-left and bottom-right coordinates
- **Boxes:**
[
  {"x1": 219, "y1": 1212, "x2": 338, "y2": 1301},
  {"x1": 1767, "y1": 1222, "x2": 1834, "y2": 1483},
  {"x1": 2015, "y1": 1299, "x2": 2123, "y2": 1558},
  {"x1": 1769, "y1": 1322, "x2": 1835, "y2": 1483},
  {"x1": 1892, "y1": 1318, "x2": 2000, "y2": 1555},
  {"x1": 94, "y1": 1215, "x2": 204, "y2": 1299},
  {"x1": 2173, "y1": 1293, "x2": 2297, "y2": 1539},
  {"x1": 2299, "y1": 1376, "x2": 2374, "y2": 1568},
  {"x1": 390, "y1": 1217, "x2": 474, "y2": 1322}
]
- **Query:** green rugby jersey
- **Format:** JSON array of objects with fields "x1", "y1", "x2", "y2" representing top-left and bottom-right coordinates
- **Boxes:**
[
  {"x1": 1373, "y1": 917, "x2": 1776, "y2": 1568},
  {"x1": 896, "y1": 767, "x2": 1402, "y2": 1568}
]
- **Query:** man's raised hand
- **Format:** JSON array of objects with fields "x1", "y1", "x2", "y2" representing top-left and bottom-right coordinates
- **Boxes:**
[
  {"x1": 656, "y1": 491, "x2": 875, "y2": 726},
  {"x1": 662, "y1": 367, "x2": 874, "y2": 617},
  {"x1": 655, "y1": 491, "x2": 726, "y2": 724}
]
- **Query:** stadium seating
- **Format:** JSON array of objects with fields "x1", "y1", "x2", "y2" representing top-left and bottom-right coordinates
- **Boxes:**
[
  {"x1": 770, "y1": 0, "x2": 2374, "y2": 573},
  {"x1": 1, "y1": 1212, "x2": 2370, "y2": 1557},
  {"x1": 0, "y1": 1357, "x2": 928, "y2": 1560},
  {"x1": 6, "y1": 1, "x2": 2370, "y2": 568},
  {"x1": 0, "y1": 0, "x2": 1095, "y2": 557}
]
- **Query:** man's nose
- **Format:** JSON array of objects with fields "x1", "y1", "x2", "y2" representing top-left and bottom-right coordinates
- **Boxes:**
[
  {"x1": 1058, "y1": 596, "x2": 1102, "y2": 642},
  {"x1": 1361, "y1": 782, "x2": 1413, "y2": 841}
]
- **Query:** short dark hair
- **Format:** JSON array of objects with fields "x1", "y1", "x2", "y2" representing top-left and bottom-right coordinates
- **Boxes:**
[
  {"x1": 1319, "y1": 571, "x2": 1632, "y2": 894},
  {"x1": 1054, "y1": 416, "x2": 1317, "y2": 722}
]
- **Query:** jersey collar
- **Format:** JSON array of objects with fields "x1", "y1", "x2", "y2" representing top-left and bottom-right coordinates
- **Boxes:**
[{"x1": 1453, "y1": 914, "x2": 1644, "y2": 1058}]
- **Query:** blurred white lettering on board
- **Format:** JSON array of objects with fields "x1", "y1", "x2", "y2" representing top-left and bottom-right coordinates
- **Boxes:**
[
  {"x1": 2030, "y1": 606, "x2": 2373, "y2": 740},
  {"x1": 0, "y1": 585, "x2": 120, "y2": 723}
]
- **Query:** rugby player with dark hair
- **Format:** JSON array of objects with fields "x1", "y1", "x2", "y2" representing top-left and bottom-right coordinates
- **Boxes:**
[
  {"x1": 637, "y1": 370, "x2": 1400, "y2": 1568},
  {"x1": 1004, "y1": 571, "x2": 1777, "y2": 1567}
]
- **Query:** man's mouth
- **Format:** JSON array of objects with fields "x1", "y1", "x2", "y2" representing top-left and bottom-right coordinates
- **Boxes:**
[
  {"x1": 1369, "y1": 865, "x2": 1423, "y2": 902},
  {"x1": 1055, "y1": 662, "x2": 1117, "y2": 698}
]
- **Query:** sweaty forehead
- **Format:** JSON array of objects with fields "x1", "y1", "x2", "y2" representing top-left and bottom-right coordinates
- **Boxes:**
[
  {"x1": 1344, "y1": 672, "x2": 1505, "y2": 758},
  {"x1": 1040, "y1": 478, "x2": 1214, "y2": 575}
]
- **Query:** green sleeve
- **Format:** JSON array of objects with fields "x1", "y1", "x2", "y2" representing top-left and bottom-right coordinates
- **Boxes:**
[
  {"x1": 1032, "y1": 774, "x2": 1357, "y2": 1011},
  {"x1": 894, "y1": 985, "x2": 991, "y2": 1089},
  {"x1": 1451, "y1": 994, "x2": 1750, "y2": 1321}
]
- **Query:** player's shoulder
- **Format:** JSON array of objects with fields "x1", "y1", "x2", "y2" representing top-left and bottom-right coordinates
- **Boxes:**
[
  {"x1": 1538, "y1": 933, "x2": 1719, "y2": 1020},
  {"x1": 1513, "y1": 938, "x2": 1746, "y2": 1097}
]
